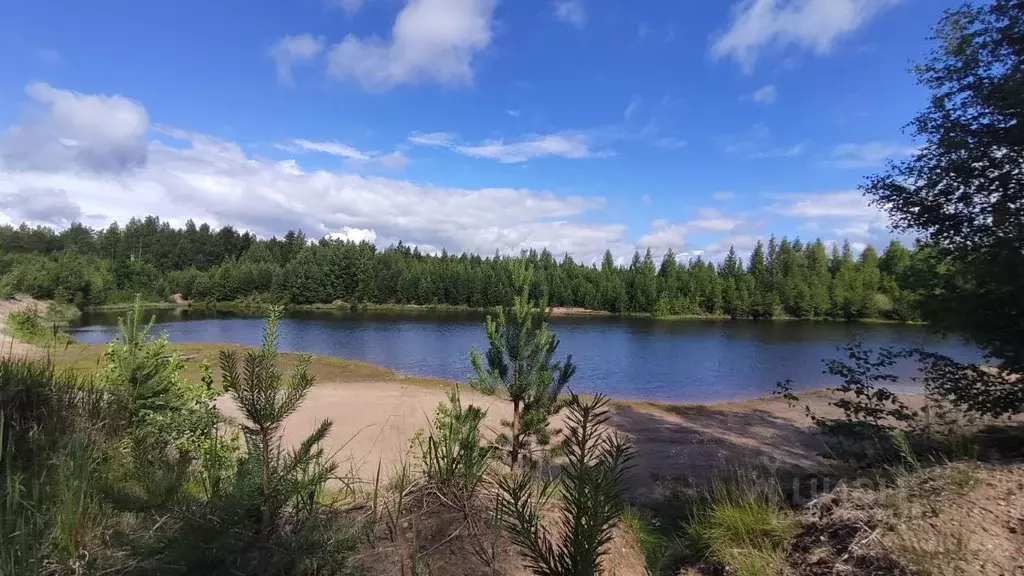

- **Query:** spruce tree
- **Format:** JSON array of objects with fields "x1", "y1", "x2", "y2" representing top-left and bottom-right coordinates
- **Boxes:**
[{"x1": 470, "y1": 262, "x2": 577, "y2": 469}]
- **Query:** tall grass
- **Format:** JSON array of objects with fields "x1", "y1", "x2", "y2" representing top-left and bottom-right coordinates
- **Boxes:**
[{"x1": 0, "y1": 357, "x2": 109, "y2": 576}]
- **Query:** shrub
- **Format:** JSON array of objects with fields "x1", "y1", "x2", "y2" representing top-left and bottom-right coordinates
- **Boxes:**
[
  {"x1": 688, "y1": 473, "x2": 798, "y2": 576},
  {"x1": 497, "y1": 393, "x2": 634, "y2": 576},
  {"x1": 5, "y1": 306, "x2": 72, "y2": 347},
  {"x1": 418, "y1": 386, "x2": 493, "y2": 501}
]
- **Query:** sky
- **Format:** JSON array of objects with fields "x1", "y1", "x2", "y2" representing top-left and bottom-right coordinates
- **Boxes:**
[{"x1": 0, "y1": 0, "x2": 959, "y2": 263}]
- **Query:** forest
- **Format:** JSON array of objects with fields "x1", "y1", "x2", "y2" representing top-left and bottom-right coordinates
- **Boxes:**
[{"x1": 0, "y1": 217, "x2": 933, "y2": 321}]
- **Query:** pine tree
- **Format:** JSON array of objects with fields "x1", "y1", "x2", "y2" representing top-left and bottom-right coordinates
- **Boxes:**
[
  {"x1": 747, "y1": 240, "x2": 777, "y2": 318},
  {"x1": 470, "y1": 263, "x2": 576, "y2": 469},
  {"x1": 806, "y1": 239, "x2": 832, "y2": 317}
]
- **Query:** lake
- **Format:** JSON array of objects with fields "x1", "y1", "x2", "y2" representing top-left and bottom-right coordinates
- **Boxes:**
[{"x1": 70, "y1": 309, "x2": 983, "y2": 403}]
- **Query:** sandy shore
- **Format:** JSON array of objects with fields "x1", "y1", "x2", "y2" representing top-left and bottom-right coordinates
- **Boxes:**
[{"x1": 217, "y1": 377, "x2": 858, "y2": 492}]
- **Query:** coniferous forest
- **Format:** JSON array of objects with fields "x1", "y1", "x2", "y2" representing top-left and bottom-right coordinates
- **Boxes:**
[{"x1": 0, "y1": 217, "x2": 935, "y2": 321}]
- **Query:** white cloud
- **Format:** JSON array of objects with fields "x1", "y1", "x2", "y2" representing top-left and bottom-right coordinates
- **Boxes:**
[
  {"x1": 0, "y1": 187, "x2": 82, "y2": 227},
  {"x1": 506, "y1": 109, "x2": 521, "y2": 117},
  {"x1": 635, "y1": 208, "x2": 748, "y2": 257},
  {"x1": 269, "y1": 34, "x2": 324, "y2": 84},
  {"x1": 378, "y1": 150, "x2": 409, "y2": 171},
  {"x1": 641, "y1": 194, "x2": 652, "y2": 206},
  {"x1": 286, "y1": 139, "x2": 408, "y2": 171},
  {"x1": 712, "y1": 191, "x2": 736, "y2": 200},
  {"x1": 327, "y1": 226, "x2": 377, "y2": 243},
  {"x1": 825, "y1": 141, "x2": 917, "y2": 168},
  {"x1": 624, "y1": 96, "x2": 643, "y2": 121},
  {"x1": 1, "y1": 82, "x2": 148, "y2": 174},
  {"x1": 408, "y1": 131, "x2": 456, "y2": 146},
  {"x1": 712, "y1": 0, "x2": 902, "y2": 72},
  {"x1": 751, "y1": 84, "x2": 777, "y2": 104},
  {"x1": 637, "y1": 221, "x2": 688, "y2": 253},
  {"x1": 553, "y1": 0, "x2": 586, "y2": 28},
  {"x1": 292, "y1": 139, "x2": 373, "y2": 161},
  {"x1": 0, "y1": 84, "x2": 634, "y2": 263},
  {"x1": 689, "y1": 208, "x2": 744, "y2": 232},
  {"x1": 769, "y1": 190, "x2": 894, "y2": 242},
  {"x1": 409, "y1": 130, "x2": 606, "y2": 163},
  {"x1": 327, "y1": 0, "x2": 495, "y2": 90}
]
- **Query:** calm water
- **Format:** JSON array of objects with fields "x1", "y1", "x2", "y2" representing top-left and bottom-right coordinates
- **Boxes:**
[{"x1": 70, "y1": 309, "x2": 982, "y2": 403}]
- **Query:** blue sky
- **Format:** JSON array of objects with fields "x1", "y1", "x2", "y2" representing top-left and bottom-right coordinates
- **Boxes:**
[{"x1": 0, "y1": 0, "x2": 958, "y2": 262}]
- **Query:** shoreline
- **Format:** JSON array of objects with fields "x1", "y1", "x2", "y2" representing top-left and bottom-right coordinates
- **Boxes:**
[{"x1": 86, "y1": 299, "x2": 924, "y2": 325}]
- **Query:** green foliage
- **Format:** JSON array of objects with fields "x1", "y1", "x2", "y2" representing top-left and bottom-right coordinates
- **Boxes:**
[
  {"x1": 862, "y1": 0, "x2": 1024, "y2": 379},
  {"x1": 497, "y1": 393, "x2": 635, "y2": 576},
  {"x1": 418, "y1": 386, "x2": 493, "y2": 500},
  {"x1": 688, "y1": 473, "x2": 798, "y2": 576},
  {"x1": 470, "y1": 263, "x2": 576, "y2": 469}
]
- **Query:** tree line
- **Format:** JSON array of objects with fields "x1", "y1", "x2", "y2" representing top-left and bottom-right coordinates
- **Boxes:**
[{"x1": 0, "y1": 216, "x2": 934, "y2": 321}]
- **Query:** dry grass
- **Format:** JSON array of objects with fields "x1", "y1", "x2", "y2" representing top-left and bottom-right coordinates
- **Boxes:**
[{"x1": 784, "y1": 461, "x2": 1024, "y2": 576}]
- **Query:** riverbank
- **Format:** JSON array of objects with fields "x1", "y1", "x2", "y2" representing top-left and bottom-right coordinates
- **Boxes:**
[{"x1": 87, "y1": 297, "x2": 922, "y2": 324}]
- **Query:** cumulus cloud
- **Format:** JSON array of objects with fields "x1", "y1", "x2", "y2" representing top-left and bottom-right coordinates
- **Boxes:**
[
  {"x1": 769, "y1": 190, "x2": 892, "y2": 242},
  {"x1": 712, "y1": 0, "x2": 902, "y2": 72},
  {"x1": 824, "y1": 141, "x2": 918, "y2": 168},
  {"x1": 635, "y1": 208, "x2": 749, "y2": 257},
  {"x1": 553, "y1": 0, "x2": 586, "y2": 28},
  {"x1": 0, "y1": 83, "x2": 637, "y2": 263},
  {"x1": 0, "y1": 82, "x2": 148, "y2": 174},
  {"x1": 751, "y1": 84, "x2": 777, "y2": 104},
  {"x1": 327, "y1": 226, "x2": 377, "y2": 243},
  {"x1": 0, "y1": 187, "x2": 82, "y2": 227},
  {"x1": 327, "y1": 0, "x2": 495, "y2": 90},
  {"x1": 269, "y1": 34, "x2": 325, "y2": 84},
  {"x1": 408, "y1": 130, "x2": 606, "y2": 163}
]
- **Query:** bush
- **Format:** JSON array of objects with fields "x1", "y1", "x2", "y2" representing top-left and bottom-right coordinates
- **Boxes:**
[
  {"x1": 418, "y1": 386, "x2": 493, "y2": 501},
  {"x1": 5, "y1": 306, "x2": 72, "y2": 347}
]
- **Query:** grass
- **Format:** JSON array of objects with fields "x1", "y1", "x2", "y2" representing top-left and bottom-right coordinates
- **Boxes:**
[{"x1": 625, "y1": 470, "x2": 801, "y2": 575}]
